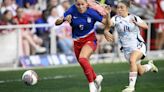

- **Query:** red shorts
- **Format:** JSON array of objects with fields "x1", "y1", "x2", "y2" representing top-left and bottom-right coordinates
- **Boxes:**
[{"x1": 73, "y1": 33, "x2": 97, "y2": 59}]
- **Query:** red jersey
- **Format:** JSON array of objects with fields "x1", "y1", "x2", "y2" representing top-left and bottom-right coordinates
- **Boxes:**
[
  {"x1": 14, "y1": 16, "x2": 29, "y2": 25},
  {"x1": 13, "y1": 16, "x2": 30, "y2": 31}
]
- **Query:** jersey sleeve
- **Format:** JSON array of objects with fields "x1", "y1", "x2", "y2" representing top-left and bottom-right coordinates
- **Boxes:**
[
  {"x1": 111, "y1": 16, "x2": 116, "y2": 26},
  {"x1": 89, "y1": 9, "x2": 103, "y2": 22},
  {"x1": 64, "y1": 5, "x2": 74, "y2": 17},
  {"x1": 135, "y1": 15, "x2": 144, "y2": 24}
]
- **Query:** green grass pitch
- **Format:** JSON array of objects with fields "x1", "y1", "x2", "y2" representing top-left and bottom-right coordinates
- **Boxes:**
[{"x1": 0, "y1": 60, "x2": 164, "y2": 92}]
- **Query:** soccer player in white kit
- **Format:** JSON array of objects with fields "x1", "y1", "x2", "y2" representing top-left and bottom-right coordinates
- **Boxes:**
[{"x1": 104, "y1": 0, "x2": 159, "y2": 92}]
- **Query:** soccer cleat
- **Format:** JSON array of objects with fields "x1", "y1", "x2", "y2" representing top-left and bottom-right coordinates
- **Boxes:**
[
  {"x1": 148, "y1": 60, "x2": 158, "y2": 73},
  {"x1": 95, "y1": 75, "x2": 103, "y2": 92},
  {"x1": 89, "y1": 82, "x2": 98, "y2": 92},
  {"x1": 122, "y1": 86, "x2": 135, "y2": 92},
  {"x1": 89, "y1": 86, "x2": 97, "y2": 92}
]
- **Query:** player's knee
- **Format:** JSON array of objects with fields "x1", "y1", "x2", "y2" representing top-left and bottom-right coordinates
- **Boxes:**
[
  {"x1": 138, "y1": 71, "x2": 144, "y2": 76},
  {"x1": 137, "y1": 68, "x2": 145, "y2": 76},
  {"x1": 78, "y1": 55, "x2": 88, "y2": 60},
  {"x1": 78, "y1": 57, "x2": 85, "y2": 63},
  {"x1": 79, "y1": 49, "x2": 93, "y2": 59},
  {"x1": 129, "y1": 59, "x2": 136, "y2": 66}
]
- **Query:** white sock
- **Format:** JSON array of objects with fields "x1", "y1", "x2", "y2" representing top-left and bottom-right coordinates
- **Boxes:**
[
  {"x1": 89, "y1": 82, "x2": 96, "y2": 92},
  {"x1": 143, "y1": 64, "x2": 152, "y2": 72},
  {"x1": 129, "y1": 72, "x2": 137, "y2": 87}
]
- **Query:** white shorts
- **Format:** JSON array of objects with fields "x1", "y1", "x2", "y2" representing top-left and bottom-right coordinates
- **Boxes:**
[{"x1": 122, "y1": 42, "x2": 146, "y2": 61}]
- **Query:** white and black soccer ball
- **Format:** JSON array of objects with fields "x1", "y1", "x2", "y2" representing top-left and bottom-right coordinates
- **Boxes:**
[{"x1": 22, "y1": 70, "x2": 38, "y2": 85}]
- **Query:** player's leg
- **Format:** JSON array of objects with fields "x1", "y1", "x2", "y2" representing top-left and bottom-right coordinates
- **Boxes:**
[
  {"x1": 137, "y1": 43, "x2": 158, "y2": 76},
  {"x1": 78, "y1": 40, "x2": 101, "y2": 92},
  {"x1": 122, "y1": 51, "x2": 143, "y2": 92},
  {"x1": 94, "y1": 74, "x2": 103, "y2": 92},
  {"x1": 79, "y1": 44, "x2": 95, "y2": 81},
  {"x1": 84, "y1": 41, "x2": 103, "y2": 92},
  {"x1": 137, "y1": 60, "x2": 158, "y2": 76},
  {"x1": 78, "y1": 43, "x2": 96, "y2": 92},
  {"x1": 74, "y1": 42, "x2": 96, "y2": 92}
]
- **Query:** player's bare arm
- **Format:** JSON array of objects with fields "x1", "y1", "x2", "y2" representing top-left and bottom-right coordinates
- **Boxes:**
[
  {"x1": 104, "y1": 21, "x2": 114, "y2": 42},
  {"x1": 101, "y1": 4, "x2": 111, "y2": 24},
  {"x1": 132, "y1": 19, "x2": 148, "y2": 30},
  {"x1": 55, "y1": 15, "x2": 72, "y2": 25},
  {"x1": 103, "y1": 6, "x2": 114, "y2": 42},
  {"x1": 55, "y1": 17, "x2": 64, "y2": 25}
]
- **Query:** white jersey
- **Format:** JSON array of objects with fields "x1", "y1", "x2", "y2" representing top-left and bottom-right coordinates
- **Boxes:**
[{"x1": 111, "y1": 14, "x2": 145, "y2": 48}]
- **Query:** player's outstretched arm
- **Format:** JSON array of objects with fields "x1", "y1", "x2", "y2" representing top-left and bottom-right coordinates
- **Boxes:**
[
  {"x1": 101, "y1": 5, "x2": 111, "y2": 24},
  {"x1": 55, "y1": 15, "x2": 72, "y2": 25},
  {"x1": 103, "y1": 11, "x2": 114, "y2": 42},
  {"x1": 55, "y1": 17, "x2": 65, "y2": 25},
  {"x1": 104, "y1": 25, "x2": 114, "y2": 42}
]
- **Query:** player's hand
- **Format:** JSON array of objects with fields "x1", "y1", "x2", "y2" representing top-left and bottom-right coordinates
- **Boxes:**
[
  {"x1": 104, "y1": 5, "x2": 111, "y2": 14},
  {"x1": 65, "y1": 15, "x2": 72, "y2": 23},
  {"x1": 101, "y1": 4, "x2": 111, "y2": 17},
  {"x1": 55, "y1": 17, "x2": 64, "y2": 25},
  {"x1": 104, "y1": 31, "x2": 114, "y2": 42}
]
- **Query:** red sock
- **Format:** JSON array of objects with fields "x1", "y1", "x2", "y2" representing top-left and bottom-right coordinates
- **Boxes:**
[
  {"x1": 78, "y1": 58, "x2": 97, "y2": 83},
  {"x1": 92, "y1": 68, "x2": 96, "y2": 80}
]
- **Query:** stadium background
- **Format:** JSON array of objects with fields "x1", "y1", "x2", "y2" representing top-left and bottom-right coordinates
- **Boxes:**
[{"x1": 0, "y1": 0, "x2": 164, "y2": 92}]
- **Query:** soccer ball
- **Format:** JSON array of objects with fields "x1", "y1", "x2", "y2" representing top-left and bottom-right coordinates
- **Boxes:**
[{"x1": 22, "y1": 70, "x2": 38, "y2": 85}]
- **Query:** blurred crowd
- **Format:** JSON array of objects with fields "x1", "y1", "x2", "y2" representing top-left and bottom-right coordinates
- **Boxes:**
[
  {"x1": 0, "y1": 0, "x2": 164, "y2": 56},
  {"x1": 0, "y1": 0, "x2": 72, "y2": 56}
]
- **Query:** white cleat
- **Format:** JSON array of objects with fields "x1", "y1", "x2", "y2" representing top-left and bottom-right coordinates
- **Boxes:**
[
  {"x1": 95, "y1": 75, "x2": 103, "y2": 92},
  {"x1": 148, "y1": 60, "x2": 158, "y2": 73},
  {"x1": 90, "y1": 87, "x2": 97, "y2": 92},
  {"x1": 122, "y1": 86, "x2": 135, "y2": 92},
  {"x1": 89, "y1": 82, "x2": 98, "y2": 92}
]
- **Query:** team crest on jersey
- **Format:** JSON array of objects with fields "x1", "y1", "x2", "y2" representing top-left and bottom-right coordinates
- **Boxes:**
[{"x1": 87, "y1": 17, "x2": 91, "y2": 23}]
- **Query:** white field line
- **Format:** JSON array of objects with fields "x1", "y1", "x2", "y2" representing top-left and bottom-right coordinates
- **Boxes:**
[
  {"x1": 0, "y1": 59, "x2": 163, "y2": 72},
  {"x1": 0, "y1": 71, "x2": 127, "y2": 84},
  {"x1": 0, "y1": 67, "x2": 164, "y2": 84}
]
